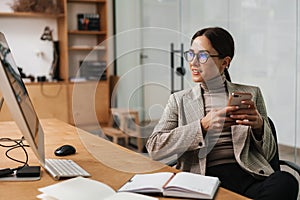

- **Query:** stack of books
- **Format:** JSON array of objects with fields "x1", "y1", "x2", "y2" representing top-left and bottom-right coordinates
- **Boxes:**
[{"x1": 79, "y1": 60, "x2": 107, "y2": 80}]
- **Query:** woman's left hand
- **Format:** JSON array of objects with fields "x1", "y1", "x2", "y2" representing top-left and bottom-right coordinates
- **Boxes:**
[{"x1": 228, "y1": 99, "x2": 263, "y2": 130}]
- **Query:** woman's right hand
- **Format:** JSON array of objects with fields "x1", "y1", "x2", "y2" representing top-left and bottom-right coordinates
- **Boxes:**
[{"x1": 200, "y1": 106, "x2": 239, "y2": 133}]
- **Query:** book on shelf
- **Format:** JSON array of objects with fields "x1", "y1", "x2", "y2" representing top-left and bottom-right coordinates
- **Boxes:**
[
  {"x1": 118, "y1": 171, "x2": 220, "y2": 199},
  {"x1": 37, "y1": 176, "x2": 157, "y2": 200},
  {"x1": 77, "y1": 13, "x2": 100, "y2": 31}
]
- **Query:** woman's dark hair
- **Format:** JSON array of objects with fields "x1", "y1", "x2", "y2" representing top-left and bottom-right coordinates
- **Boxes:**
[{"x1": 191, "y1": 27, "x2": 235, "y2": 81}]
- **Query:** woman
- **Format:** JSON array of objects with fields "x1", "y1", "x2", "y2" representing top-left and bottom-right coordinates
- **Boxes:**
[{"x1": 146, "y1": 27, "x2": 298, "y2": 200}]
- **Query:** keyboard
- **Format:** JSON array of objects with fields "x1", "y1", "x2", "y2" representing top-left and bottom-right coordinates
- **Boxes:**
[{"x1": 45, "y1": 159, "x2": 90, "y2": 180}]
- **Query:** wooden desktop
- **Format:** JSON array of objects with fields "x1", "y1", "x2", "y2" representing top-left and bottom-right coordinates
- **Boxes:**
[{"x1": 0, "y1": 119, "x2": 250, "y2": 200}]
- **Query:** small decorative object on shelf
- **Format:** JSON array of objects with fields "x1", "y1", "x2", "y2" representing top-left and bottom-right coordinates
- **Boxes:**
[
  {"x1": 9, "y1": 0, "x2": 62, "y2": 14},
  {"x1": 18, "y1": 67, "x2": 35, "y2": 82},
  {"x1": 77, "y1": 13, "x2": 100, "y2": 31},
  {"x1": 40, "y1": 26, "x2": 61, "y2": 81}
]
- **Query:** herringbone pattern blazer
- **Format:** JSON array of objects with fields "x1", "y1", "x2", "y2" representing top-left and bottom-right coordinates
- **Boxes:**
[{"x1": 146, "y1": 81, "x2": 276, "y2": 178}]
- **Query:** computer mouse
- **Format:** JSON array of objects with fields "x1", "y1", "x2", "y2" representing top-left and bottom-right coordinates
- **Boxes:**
[{"x1": 54, "y1": 145, "x2": 76, "y2": 156}]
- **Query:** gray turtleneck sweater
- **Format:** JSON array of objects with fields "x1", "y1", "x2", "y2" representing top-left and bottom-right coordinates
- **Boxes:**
[{"x1": 200, "y1": 74, "x2": 236, "y2": 167}]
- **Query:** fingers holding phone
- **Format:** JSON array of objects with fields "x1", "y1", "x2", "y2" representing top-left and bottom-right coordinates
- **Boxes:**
[
  {"x1": 228, "y1": 92, "x2": 253, "y2": 122},
  {"x1": 228, "y1": 92, "x2": 263, "y2": 129}
]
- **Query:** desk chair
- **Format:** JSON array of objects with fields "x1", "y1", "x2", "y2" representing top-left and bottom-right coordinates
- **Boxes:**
[
  {"x1": 268, "y1": 117, "x2": 300, "y2": 175},
  {"x1": 102, "y1": 108, "x2": 144, "y2": 152}
]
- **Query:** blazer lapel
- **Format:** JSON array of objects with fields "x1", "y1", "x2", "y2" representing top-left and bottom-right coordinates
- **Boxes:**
[
  {"x1": 182, "y1": 81, "x2": 249, "y2": 125},
  {"x1": 182, "y1": 85, "x2": 205, "y2": 124},
  {"x1": 227, "y1": 81, "x2": 253, "y2": 161},
  {"x1": 227, "y1": 80, "x2": 250, "y2": 95}
]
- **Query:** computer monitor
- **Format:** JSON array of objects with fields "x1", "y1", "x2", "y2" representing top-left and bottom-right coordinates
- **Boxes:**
[
  {"x1": 0, "y1": 32, "x2": 45, "y2": 167},
  {"x1": 0, "y1": 33, "x2": 90, "y2": 181}
]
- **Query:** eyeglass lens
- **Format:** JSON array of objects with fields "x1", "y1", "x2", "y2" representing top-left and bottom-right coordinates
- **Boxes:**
[{"x1": 184, "y1": 50, "x2": 210, "y2": 64}]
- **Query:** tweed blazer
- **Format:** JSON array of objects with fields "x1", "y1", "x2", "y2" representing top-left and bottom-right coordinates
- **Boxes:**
[{"x1": 146, "y1": 81, "x2": 277, "y2": 178}]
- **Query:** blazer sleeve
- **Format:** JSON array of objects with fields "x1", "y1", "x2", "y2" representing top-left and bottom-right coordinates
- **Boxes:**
[
  {"x1": 251, "y1": 87, "x2": 276, "y2": 161},
  {"x1": 146, "y1": 93, "x2": 205, "y2": 161}
]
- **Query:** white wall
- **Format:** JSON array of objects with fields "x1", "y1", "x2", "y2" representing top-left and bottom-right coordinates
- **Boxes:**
[
  {"x1": 227, "y1": 1, "x2": 298, "y2": 148},
  {"x1": 0, "y1": 1, "x2": 57, "y2": 80},
  {"x1": 115, "y1": 0, "x2": 193, "y2": 121},
  {"x1": 113, "y1": 0, "x2": 144, "y2": 116}
]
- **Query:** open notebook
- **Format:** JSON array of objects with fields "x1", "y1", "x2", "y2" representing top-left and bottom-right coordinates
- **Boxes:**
[{"x1": 118, "y1": 172, "x2": 220, "y2": 199}]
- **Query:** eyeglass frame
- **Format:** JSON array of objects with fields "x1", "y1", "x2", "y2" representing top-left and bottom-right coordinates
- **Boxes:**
[{"x1": 183, "y1": 49, "x2": 221, "y2": 64}]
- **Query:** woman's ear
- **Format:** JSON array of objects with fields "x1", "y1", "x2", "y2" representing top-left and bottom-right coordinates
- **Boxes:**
[{"x1": 222, "y1": 56, "x2": 231, "y2": 69}]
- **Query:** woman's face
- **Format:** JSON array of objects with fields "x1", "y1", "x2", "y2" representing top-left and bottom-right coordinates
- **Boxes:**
[{"x1": 189, "y1": 36, "x2": 226, "y2": 83}]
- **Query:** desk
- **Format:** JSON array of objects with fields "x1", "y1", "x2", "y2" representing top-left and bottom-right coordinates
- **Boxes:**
[{"x1": 0, "y1": 119, "x2": 250, "y2": 200}]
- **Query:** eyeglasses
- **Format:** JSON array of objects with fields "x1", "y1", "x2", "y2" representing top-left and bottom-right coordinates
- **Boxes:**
[{"x1": 183, "y1": 50, "x2": 220, "y2": 64}]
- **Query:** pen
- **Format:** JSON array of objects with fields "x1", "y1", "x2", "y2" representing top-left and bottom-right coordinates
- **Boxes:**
[{"x1": 162, "y1": 173, "x2": 176, "y2": 189}]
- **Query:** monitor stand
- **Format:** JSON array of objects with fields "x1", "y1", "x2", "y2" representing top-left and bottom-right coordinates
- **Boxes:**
[
  {"x1": 0, "y1": 175, "x2": 41, "y2": 182},
  {"x1": 0, "y1": 174, "x2": 40, "y2": 181}
]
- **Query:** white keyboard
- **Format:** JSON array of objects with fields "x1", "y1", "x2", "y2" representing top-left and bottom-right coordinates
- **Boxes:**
[{"x1": 45, "y1": 159, "x2": 90, "y2": 180}]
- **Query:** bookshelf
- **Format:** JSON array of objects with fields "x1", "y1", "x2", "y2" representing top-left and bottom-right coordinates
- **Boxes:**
[
  {"x1": 0, "y1": 0, "x2": 111, "y2": 127},
  {"x1": 66, "y1": 0, "x2": 108, "y2": 80},
  {"x1": 66, "y1": 0, "x2": 110, "y2": 128}
]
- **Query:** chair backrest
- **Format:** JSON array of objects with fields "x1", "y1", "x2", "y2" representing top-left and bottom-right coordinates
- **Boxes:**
[
  {"x1": 109, "y1": 108, "x2": 144, "y2": 152},
  {"x1": 268, "y1": 117, "x2": 280, "y2": 171},
  {"x1": 110, "y1": 108, "x2": 141, "y2": 137}
]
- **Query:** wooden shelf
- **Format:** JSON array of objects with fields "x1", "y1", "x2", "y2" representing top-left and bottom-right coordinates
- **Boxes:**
[
  {"x1": 24, "y1": 81, "x2": 65, "y2": 85},
  {"x1": 68, "y1": 30, "x2": 106, "y2": 35},
  {"x1": 68, "y1": 79, "x2": 108, "y2": 84},
  {"x1": 0, "y1": 12, "x2": 64, "y2": 18},
  {"x1": 68, "y1": 0, "x2": 106, "y2": 3},
  {"x1": 69, "y1": 46, "x2": 106, "y2": 51}
]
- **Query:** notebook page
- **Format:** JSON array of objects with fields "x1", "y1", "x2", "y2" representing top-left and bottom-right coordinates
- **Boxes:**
[
  {"x1": 38, "y1": 177, "x2": 115, "y2": 200},
  {"x1": 118, "y1": 172, "x2": 174, "y2": 193},
  {"x1": 164, "y1": 172, "x2": 219, "y2": 195}
]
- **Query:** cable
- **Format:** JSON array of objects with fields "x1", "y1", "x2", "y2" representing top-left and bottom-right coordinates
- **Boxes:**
[
  {"x1": 0, "y1": 137, "x2": 30, "y2": 175},
  {"x1": 6, "y1": 142, "x2": 29, "y2": 167}
]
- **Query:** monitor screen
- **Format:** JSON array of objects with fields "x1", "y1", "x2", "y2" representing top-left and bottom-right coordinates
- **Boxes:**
[{"x1": 0, "y1": 32, "x2": 45, "y2": 165}]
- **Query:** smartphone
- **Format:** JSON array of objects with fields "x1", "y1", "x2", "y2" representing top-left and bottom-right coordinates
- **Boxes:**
[{"x1": 228, "y1": 92, "x2": 252, "y2": 109}]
